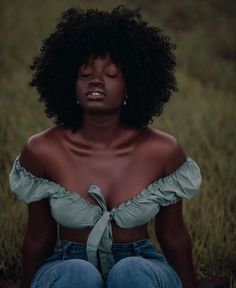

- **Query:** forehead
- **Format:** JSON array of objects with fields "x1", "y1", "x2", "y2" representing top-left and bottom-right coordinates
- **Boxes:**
[{"x1": 83, "y1": 53, "x2": 118, "y2": 66}]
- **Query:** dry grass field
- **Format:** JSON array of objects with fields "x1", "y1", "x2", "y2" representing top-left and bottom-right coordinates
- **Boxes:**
[{"x1": 0, "y1": 0, "x2": 235, "y2": 286}]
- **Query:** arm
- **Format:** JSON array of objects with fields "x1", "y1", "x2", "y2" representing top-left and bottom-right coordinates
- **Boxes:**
[
  {"x1": 21, "y1": 199, "x2": 57, "y2": 288},
  {"x1": 19, "y1": 136, "x2": 58, "y2": 288},
  {"x1": 155, "y1": 139, "x2": 198, "y2": 288},
  {"x1": 155, "y1": 202, "x2": 198, "y2": 288}
]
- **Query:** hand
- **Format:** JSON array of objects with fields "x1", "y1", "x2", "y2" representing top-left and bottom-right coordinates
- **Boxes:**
[
  {"x1": 198, "y1": 276, "x2": 230, "y2": 288},
  {"x1": 0, "y1": 278, "x2": 20, "y2": 288}
]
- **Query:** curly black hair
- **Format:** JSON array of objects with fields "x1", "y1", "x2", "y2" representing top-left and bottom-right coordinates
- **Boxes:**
[{"x1": 30, "y1": 5, "x2": 177, "y2": 133}]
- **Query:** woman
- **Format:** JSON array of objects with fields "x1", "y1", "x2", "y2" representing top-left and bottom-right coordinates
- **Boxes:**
[{"x1": 8, "y1": 5, "x2": 207, "y2": 288}]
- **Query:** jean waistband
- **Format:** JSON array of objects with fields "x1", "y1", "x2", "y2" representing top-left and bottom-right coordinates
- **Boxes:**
[{"x1": 57, "y1": 238, "x2": 153, "y2": 252}]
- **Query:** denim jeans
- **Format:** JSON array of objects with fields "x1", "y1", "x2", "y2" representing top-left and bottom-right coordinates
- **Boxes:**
[{"x1": 31, "y1": 239, "x2": 182, "y2": 288}]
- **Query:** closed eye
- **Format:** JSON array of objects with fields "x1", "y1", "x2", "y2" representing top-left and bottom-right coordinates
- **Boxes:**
[{"x1": 106, "y1": 74, "x2": 118, "y2": 78}]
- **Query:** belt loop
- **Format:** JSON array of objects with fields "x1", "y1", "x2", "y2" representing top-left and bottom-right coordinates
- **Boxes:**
[
  {"x1": 132, "y1": 241, "x2": 140, "y2": 255},
  {"x1": 62, "y1": 241, "x2": 72, "y2": 260}
]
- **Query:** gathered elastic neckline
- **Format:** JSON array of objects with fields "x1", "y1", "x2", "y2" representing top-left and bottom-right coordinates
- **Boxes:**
[{"x1": 15, "y1": 153, "x2": 191, "y2": 213}]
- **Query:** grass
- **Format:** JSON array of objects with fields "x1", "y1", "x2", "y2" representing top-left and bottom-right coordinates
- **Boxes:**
[{"x1": 0, "y1": 0, "x2": 235, "y2": 286}]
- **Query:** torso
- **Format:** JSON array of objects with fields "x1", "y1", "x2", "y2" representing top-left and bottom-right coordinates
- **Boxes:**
[{"x1": 37, "y1": 125, "x2": 175, "y2": 242}]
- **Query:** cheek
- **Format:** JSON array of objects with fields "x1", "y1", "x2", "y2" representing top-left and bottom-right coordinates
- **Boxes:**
[{"x1": 107, "y1": 78, "x2": 126, "y2": 94}]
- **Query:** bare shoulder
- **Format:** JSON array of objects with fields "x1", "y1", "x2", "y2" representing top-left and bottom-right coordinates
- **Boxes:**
[
  {"x1": 143, "y1": 128, "x2": 186, "y2": 176},
  {"x1": 19, "y1": 126, "x2": 62, "y2": 177}
]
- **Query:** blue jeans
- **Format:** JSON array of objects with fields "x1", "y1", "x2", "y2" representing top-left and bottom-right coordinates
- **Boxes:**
[{"x1": 31, "y1": 239, "x2": 182, "y2": 288}]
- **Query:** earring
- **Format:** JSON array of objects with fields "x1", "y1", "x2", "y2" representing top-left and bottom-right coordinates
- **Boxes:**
[
  {"x1": 123, "y1": 94, "x2": 128, "y2": 106},
  {"x1": 76, "y1": 99, "x2": 80, "y2": 104}
]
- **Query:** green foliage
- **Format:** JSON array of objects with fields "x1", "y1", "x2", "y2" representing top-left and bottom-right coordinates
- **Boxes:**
[{"x1": 0, "y1": 0, "x2": 235, "y2": 286}]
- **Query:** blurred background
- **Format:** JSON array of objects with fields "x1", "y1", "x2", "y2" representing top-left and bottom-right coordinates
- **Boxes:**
[{"x1": 0, "y1": 0, "x2": 235, "y2": 286}]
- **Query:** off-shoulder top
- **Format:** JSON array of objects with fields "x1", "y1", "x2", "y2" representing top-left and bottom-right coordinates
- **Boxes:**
[{"x1": 9, "y1": 154, "x2": 202, "y2": 277}]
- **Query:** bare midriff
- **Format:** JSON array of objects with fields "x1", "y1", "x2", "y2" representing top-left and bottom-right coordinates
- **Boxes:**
[{"x1": 60, "y1": 222, "x2": 149, "y2": 243}]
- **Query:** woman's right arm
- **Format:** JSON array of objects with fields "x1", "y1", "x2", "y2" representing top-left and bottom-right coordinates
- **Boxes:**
[
  {"x1": 19, "y1": 136, "x2": 58, "y2": 288},
  {"x1": 21, "y1": 200, "x2": 57, "y2": 288}
]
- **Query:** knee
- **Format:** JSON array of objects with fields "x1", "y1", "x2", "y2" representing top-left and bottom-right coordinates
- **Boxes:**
[
  {"x1": 55, "y1": 259, "x2": 96, "y2": 273},
  {"x1": 108, "y1": 256, "x2": 148, "y2": 275},
  {"x1": 106, "y1": 257, "x2": 151, "y2": 287},
  {"x1": 50, "y1": 259, "x2": 103, "y2": 287},
  {"x1": 106, "y1": 257, "x2": 182, "y2": 288}
]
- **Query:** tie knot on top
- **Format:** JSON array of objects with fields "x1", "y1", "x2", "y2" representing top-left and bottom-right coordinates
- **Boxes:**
[
  {"x1": 88, "y1": 184, "x2": 107, "y2": 211},
  {"x1": 86, "y1": 187, "x2": 115, "y2": 278}
]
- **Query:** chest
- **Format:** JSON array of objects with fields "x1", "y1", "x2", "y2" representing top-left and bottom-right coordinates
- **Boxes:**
[{"x1": 45, "y1": 144, "x2": 165, "y2": 211}]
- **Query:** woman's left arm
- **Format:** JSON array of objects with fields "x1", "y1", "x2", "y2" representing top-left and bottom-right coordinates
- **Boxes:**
[
  {"x1": 155, "y1": 201, "x2": 198, "y2": 288},
  {"x1": 154, "y1": 139, "x2": 198, "y2": 288}
]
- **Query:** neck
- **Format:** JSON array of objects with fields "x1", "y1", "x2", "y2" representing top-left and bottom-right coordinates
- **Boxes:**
[{"x1": 79, "y1": 112, "x2": 126, "y2": 149}]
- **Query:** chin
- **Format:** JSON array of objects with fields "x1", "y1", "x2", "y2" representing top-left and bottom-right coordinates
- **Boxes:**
[{"x1": 82, "y1": 104, "x2": 121, "y2": 114}]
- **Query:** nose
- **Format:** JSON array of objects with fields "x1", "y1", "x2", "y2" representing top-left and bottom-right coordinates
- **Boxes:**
[
  {"x1": 89, "y1": 78, "x2": 104, "y2": 86},
  {"x1": 89, "y1": 77, "x2": 104, "y2": 88}
]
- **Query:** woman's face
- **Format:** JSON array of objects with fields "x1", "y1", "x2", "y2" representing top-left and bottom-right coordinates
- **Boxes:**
[{"x1": 76, "y1": 53, "x2": 127, "y2": 113}]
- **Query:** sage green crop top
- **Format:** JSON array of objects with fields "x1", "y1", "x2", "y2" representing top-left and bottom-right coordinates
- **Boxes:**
[{"x1": 9, "y1": 154, "x2": 202, "y2": 277}]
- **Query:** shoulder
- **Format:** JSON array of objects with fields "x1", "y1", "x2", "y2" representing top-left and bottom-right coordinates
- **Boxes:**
[
  {"x1": 142, "y1": 128, "x2": 186, "y2": 176},
  {"x1": 19, "y1": 126, "x2": 63, "y2": 177}
]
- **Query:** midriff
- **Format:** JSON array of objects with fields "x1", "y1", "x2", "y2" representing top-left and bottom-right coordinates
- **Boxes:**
[{"x1": 59, "y1": 222, "x2": 149, "y2": 243}]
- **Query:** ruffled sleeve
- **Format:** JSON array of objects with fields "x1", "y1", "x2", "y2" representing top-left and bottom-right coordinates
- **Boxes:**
[
  {"x1": 9, "y1": 155, "x2": 62, "y2": 204},
  {"x1": 112, "y1": 155, "x2": 202, "y2": 228},
  {"x1": 150, "y1": 155, "x2": 202, "y2": 206}
]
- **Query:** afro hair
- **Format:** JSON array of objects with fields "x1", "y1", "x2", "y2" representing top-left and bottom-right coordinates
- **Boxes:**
[{"x1": 30, "y1": 5, "x2": 177, "y2": 133}]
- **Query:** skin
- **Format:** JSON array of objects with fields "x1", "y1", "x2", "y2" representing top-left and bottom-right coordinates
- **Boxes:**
[{"x1": 2, "y1": 54, "x2": 228, "y2": 288}]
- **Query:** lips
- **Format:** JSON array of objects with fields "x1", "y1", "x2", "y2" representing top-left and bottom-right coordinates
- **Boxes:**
[
  {"x1": 86, "y1": 89, "x2": 106, "y2": 95},
  {"x1": 86, "y1": 89, "x2": 106, "y2": 100}
]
